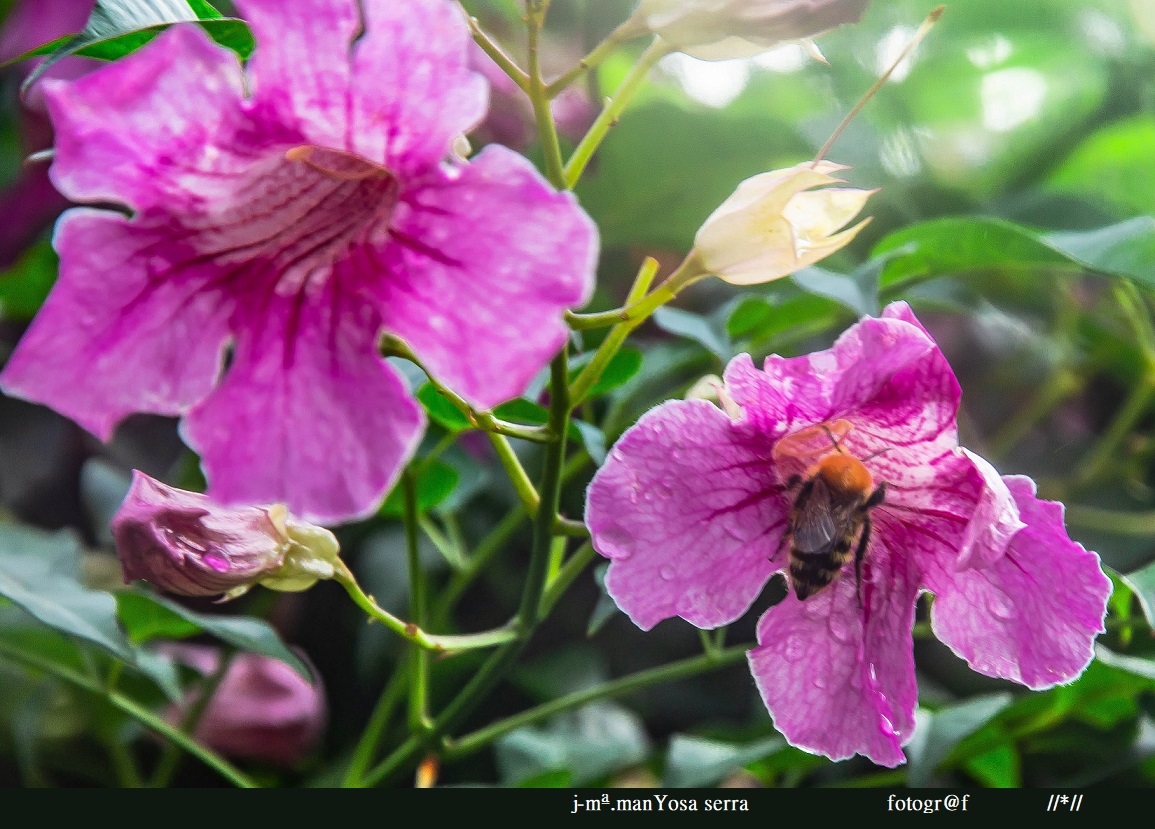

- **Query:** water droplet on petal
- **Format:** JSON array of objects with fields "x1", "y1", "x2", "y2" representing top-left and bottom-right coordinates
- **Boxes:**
[
  {"x1": 986, "y1": 592, "x2": 1015, "y2": 620},
  {"x1": 813, "y1": 675, "x2": 827, "y2": 688},
  {"x1": 659, "y1": 566, "x2": 676, "y2": 581},
  {"x1": 783, "y1": 637, "x2": 806, "y2": 660},
  {"x1": 828, "y1": 616, "x2": 854, "y2": 644}
]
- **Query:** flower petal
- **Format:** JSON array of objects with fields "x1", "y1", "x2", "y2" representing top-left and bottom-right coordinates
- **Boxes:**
[
  {"x1": 0, "y1": 209, "x2": 233, "y2": 439},
  {"x1": 925, "y1": 475, "x2": 1110, "y2": 689},
  {"x1": 587, "y1": 399, "x2": 787, "y2": 630},
  {"x1": 375, "y1": 145, "x2": 596, "y2": 407},
  {"x1": 240, "y1": 0, "x2": 486, "y2": 174},
  {"x1": 44, "y1": 24, "x2": 246, "y2": 210},
  {"x1": 183, "y1": 280, "x2": 424, "y2": 524},
  {"x1": 749, "y1": 526, "x2": 920, "y2": 767},
  {"x1": 954, "y1": 449, "x2": 1023, "y2": 569}
]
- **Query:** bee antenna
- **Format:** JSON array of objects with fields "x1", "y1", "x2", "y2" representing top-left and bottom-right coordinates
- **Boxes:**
[
  {"x1": 820, "y1": 424, "x2": 845, "y2": 454},
  {"x1": 861, "y1": 447, "x2": 892, "y2": 462}
]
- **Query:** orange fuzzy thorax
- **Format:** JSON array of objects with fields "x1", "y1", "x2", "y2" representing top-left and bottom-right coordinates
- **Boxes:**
[{"x1": 813, "y1": 453, "x2": 874, "y2": 497}]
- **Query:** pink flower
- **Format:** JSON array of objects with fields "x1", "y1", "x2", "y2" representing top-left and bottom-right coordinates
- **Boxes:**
[
  {"x1": 163, "y1": 643, "x2": 326, "y2": 766},
  {"x1": 585, "y1": 302, "x2": 1110, "y2": 767},
  {"x1": 112, "y1": 471, "x2": 341, "y2": 599},
  {"x1": 0, "y1": 0, "x2": 598, "y2": 523}
]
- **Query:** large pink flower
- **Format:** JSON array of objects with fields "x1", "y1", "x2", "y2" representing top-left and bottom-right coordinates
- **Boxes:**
[
  {"x1": 0, "y1": 0, "x2": 597, "y2": 523},
  {"x1": 586, "y1": 302, "x2": 1110, "y2": 767}
]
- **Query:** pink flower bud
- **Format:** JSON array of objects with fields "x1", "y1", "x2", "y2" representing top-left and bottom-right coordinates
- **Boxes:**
[
  {"x1": 111, "y1": 471, "x2": 340, "y2": 599},
  {"x1": 163, "y1": 644, "x2": 326, "y2": 766}
]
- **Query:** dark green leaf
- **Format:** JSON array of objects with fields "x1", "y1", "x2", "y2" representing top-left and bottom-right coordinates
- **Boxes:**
[
  {"x1": 569, "y1": 348, "x2": 644, "y2": 400},
  {"x1": 962, "y1": 744, "x2": 1020, "y2": 788},
  {"x1": 416, "y1": 383, "x2": 473, "y2": 433},
  {"x1": 18, "y1": 0, "x2": 253, "y2": 91},
  {"x1": 652, "y1": 307, "x2": 729, "y2": 360},
  {"x1": 116, "y1": 588, "x2": 309, "y2": 679},
  {"x1": 0, "y1": 242, "x2": 57, "y2": 321},
  {"x1": 906, "y1": 693, "x2": 1014, "y2": 786},
  {"x1": 574, "y1": 420, "x2": 607, "y2": 467},
  {"x1": 662, "y1": 734, "x2": 785, "y2": 788},
  {"x1": 494, "y1": 702, "x2": 649, "y2": 786},
  {"x1": 379, "y1": 461, "x2": 460, "y2": 518},
  {"x1": 725, "y1": 296, "x2": 775, "y2": 340},
  {"x1": 791, "y1": 265, "x2": 876, "y2": 317},
  {"x1": 1121, "y1": 561, "x2": 1155, "y2": 631},
  {"x1": 0, "y1": 524, "x2": 133, "y2": 661},
  {"x1": 493, "y1": 398, "x2": 582, "y2": 441}
]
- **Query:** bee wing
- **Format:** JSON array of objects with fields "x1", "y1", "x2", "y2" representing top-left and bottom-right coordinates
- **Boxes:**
[{"x1": 792, "y1": 476, "x2": 839, "y2": 555}]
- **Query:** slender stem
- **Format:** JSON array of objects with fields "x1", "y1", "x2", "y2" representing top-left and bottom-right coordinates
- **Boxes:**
[
  {"x1": 566, "y1": 256, "x2": 660, "y2": 331},
  {"x1": 466, "y1": 14, "x2": 529, "y2": 93},
  {"x1": 564, "y1": 37, "x2": 672, "y2": 188},
  {"x1": 334, "y1": 560, "x2": 516, "y2": 653},
  {"x1": 526, "y1": 0, "x2": 566, "y2": 188},
  {"x1": 364, "y1": 352, "x2": 574, "y2": 787},
  {"x1": 342, "y1": 670, "x2": 407, "y2": 787},
  {"x1": 488, "y1": 432, "x2": 540, "y2": 514},
  {"x1": 149, "y1": 648, "x2": 236, "y2": 788},
  {"x1": 987, "y1": 368, "x2": 1082, "y2": 460},
  {"x1": 540, "y1": 541, "x2": 596, "y2": 617},
  {"x1": 1065, "y1": 504, "x2": 1155, "y2": 537},
  {"x1": 545, "y1": 17, "x2": 649, "y2": 97},
  {"x1": 405, "y1": 474, "x2": 432, "y2": 733},
  {"x1": 443, "y1": 644, "x2": 751, "y2": 759},
  {"x1": 1069, "y1": 379, "x2": 1155, "y2": 493},
  {"x1": 0, "y1": 641, "x2": 256, "y2": 789}
]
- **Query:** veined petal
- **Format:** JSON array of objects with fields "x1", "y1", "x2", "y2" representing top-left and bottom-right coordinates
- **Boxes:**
[
  {"x1": 587, "y1": 399, "x2": 787, "y2": 631},
  {"x1": 954, "y1": 449, "x2": 1023, "y2": 570},
  {"x1": 240, "y1": 0, "x2": 487, "y2": 174},
  {"x1": 44, "y1": 24, "x2": 247, "y2": 210},
  {"x1": 0, "y1": 209, "x2": 233, "y2": 439},
  {"x1": 375, "y1": 146, "x2": 596, "y2": 408},
  {"x1": 750, "y1": 526, "x2": 920, "y2": 767},
  {"x1": 925, "y1": 476, "x2": 1110, "y2": 690},
  {"x1": 183, "y1": 280, "x2": 424, "y2": 524}
]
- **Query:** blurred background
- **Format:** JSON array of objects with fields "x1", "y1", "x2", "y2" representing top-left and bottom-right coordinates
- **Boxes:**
[{"x1": 2, "y1": 0, "x2": 1155, "y2": 787}]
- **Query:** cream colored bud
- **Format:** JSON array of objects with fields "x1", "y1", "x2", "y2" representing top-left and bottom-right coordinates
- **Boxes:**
[{"x1": 693, "y1": 160, "x2": 873, "y2": 285}]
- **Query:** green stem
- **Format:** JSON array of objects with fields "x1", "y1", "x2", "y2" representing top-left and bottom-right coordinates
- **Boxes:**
[
  {"x1": 526, "y1": 0, "x2": 566, "y2": 188},
  {"x1": 442, "y1": 644, "x2": 750, "y2": 759},
  {"x1": 0, "y1": 641, "x2": 256, "y2": 789},
  {"x1": 545, "y1": 18, "x2": 648, "y2": 98},
  {"x1": 567, "y1": 256, "x2": 660, "y2": 331},
  {"x1": 564, "y1": 37, "x2": 672, "y2": 188},
  {"x1": 1069, "y1": 379, "x2": 1155, "y2": 493},
  {"x1": 342, "y1": 670, "x2": 407, "y2": 787},
  {"x1": 404, "y1": 473, "x2": 432, "y2": 733},
  {"x1": 539, "y1": 541, "x2": 597, "y2": 617},
  {"x1": 363, "y1": 353, "x2": 573, "y2": 787},
  {"x1": 465, "y1": 14, "x2": 529, "y2": 93},
  {"x1": 334, "y1": 560, "x2": 516, "y2": 653},
  {"x1": 987, "y1": 368, "x2": 1082, "y2": 460},
  {"x1": 149, "y1": 648, "x2": 236, "y2": 788},
  {"x1": 1065, "y1": 504, "x2": 1155, "y2": 537},
  {"x1": 488, "y1": 432, "x2": 540, "y2": 515}
]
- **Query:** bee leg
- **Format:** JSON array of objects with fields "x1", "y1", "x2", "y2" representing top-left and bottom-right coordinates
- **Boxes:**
[{"x1": 854, "y1": 517, "x2": 872, "y2": 609}]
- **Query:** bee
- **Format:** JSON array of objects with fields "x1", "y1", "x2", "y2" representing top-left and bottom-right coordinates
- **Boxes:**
[{"x1": 783, "y1": 427, "x2": 887, "y2": 603}]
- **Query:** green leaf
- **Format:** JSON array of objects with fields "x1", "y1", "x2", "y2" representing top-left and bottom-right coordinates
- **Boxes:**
[
  {"x1": 1121, "y1": 560, "x2": 1155, "y2": 631},
  {"x1": 494, "y1": 702, "x2": 649, "y2": 786},
  {"x1": 906, "y1": 694, "x2": 1014, "y2": 786},
  {"x1": 875, "y1": 216, "x2": 1155, "y2": 292},
  {"x1": 18, "y1": 0, "x2": 253, "y2": 91},
  {"x1": 493, "y1": 398, "x2": 582, "y2": 441},
  {"x1": 0, "y1": 242, "x2": 57, "y2": 321},
  {"x1": 416, "y1": 383, "x2": 473, "y2": 433},
  {"x1": 791, "y1": 265, "x2": 876, "y2": 317},
  {"x1": 1047, "y1": 115, "x2": 1155, "y2": 219},
  {"x1": 116, "y1": 588, "x2": 309, "y2": 679},
  {"x1": 652, "y1": 307, "x2": 730, "y2": 361},
  {"x1": 0, "y1": 523, "x2": 133, "y2": 661},
  {"x1": 379, "y1": 461, "x2": 460, "y2": 518},
  {"x1": 585, "y1": 564, "x2": 619, "y2": 636},
  {"x1": 725, "y1": 296, "x2": 775, "y2": 340},
  {"x1": 574, "y1": 420, "x2": 607, "y2": 467},
  {"x1": 662, "y1": 734, "x2": 785, "y2": 788},
  {"x1": 962, "y1": 744, "x2": 1020, "y2": 788}
]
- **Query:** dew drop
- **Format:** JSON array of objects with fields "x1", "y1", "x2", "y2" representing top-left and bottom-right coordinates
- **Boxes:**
[
  {"x1": 986, "y1": 592, "x2": 1015, "y2": 620},
  {"x1": 783, "y1": 637, "x2": 806, "y2": 661},
  {"x1": 828, "y1": 616, "x2": 854, "y2": 644},
  {"x1": 813, "y1": 675, "x2": 827, "y2": 689},
  {"x1": 659, "y1": 566, "x2": 676, "y2": 581}
]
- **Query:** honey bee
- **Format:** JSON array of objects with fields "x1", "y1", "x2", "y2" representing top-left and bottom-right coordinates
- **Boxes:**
[{"x1": 783, "y1": 428, "x2": 886, "y2": 603}]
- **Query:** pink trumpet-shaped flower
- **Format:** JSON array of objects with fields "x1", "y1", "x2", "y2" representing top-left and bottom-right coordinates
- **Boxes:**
[
  {"x1": 586, "y1": 302, "x2": 1110, "y2": 767},
  {"x1": 1, "y1": 0, "x2": 598, "y2": 523}
]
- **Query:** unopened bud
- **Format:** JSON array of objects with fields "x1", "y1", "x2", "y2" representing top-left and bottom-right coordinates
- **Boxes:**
[
  {"x1": 693, "y1": 160, "x2": 873, "y2": 285},
  {"x1": 111, "y1": 471, "x2": 340, "y2": 599}
]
